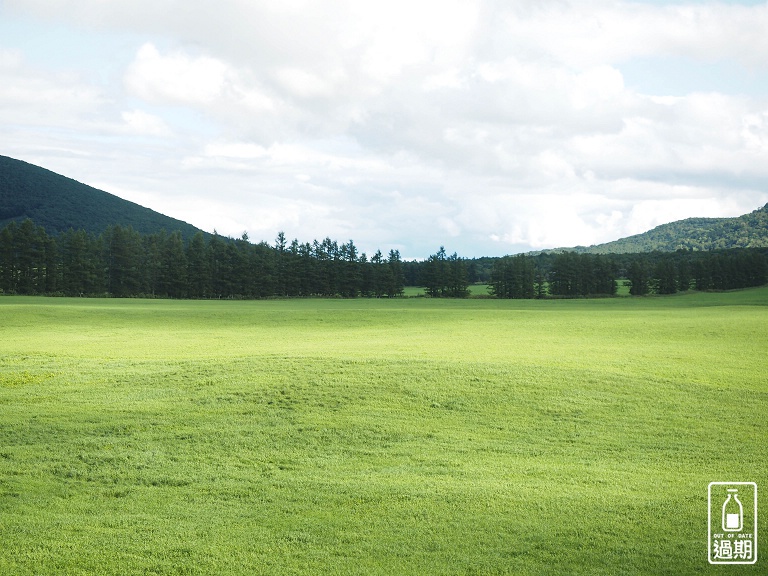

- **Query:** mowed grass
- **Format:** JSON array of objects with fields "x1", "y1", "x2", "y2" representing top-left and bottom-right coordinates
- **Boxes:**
[{"x1": 1, "y1": 290, "x2": 766, "y2": 575}]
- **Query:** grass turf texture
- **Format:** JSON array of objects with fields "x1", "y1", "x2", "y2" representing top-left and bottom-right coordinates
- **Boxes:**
[{"x1": 1, "y1": 291, "x2": 766, "y2": 575}]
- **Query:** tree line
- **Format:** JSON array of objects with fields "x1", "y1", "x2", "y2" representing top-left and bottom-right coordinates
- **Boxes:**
[
  {"x1": 488, "y1": 249, "x2": 768, "y2": 298},
  {"x1": 0, "y1": 220, "x2": 406, "y2": 298},
  {"x1": 490, "y1": 253, "x2": 618, "y2": 298},
  {"x1": 1, "y1": 219, "x2": 766, "y2": 299},
  {"x1": 622, "y1": 249, "x2": 768, "y2": 295}
]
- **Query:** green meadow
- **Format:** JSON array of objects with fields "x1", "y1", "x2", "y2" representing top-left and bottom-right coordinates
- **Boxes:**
[{"x1": 1, "y1": 290, "x2": 766, "y2": 575}]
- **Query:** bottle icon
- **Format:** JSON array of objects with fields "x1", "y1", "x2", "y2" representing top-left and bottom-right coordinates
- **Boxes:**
[{"x1": 722, "y1": 488, "x2": 743, "y2": 532}]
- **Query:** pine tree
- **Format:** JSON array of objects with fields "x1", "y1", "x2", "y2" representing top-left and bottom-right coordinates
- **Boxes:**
[
  {"x1": 490, "y1": 255, "x2": 535, "y2": 298},
  {"x1": 162, "y1": 230, "x2": 188, "y2": 298},
  {"x1": 61, "y1": 229, "x2": 88, "y2": 295},
  {"x1": 370, "y1": 249, "x2": 385, "y2": 297},
  {"x1": 0, "y1": 223, "x2": 15, "y2": 293},
  {"x1": 627, "y1": 259, "x2": 651, "y2": 296},
  {"x1": 339, "y1": 240, "x2": 360, "y2": 297},
  {"x1": 187, "y1": 231, "x2": 211, "y2": 298},
  {"x1": 105, "y1": 225, "x2": 143, "y2": 297},
  {"x1": 14, "y1": 219, "x2": 43, "y2": 294},
  {"x1": 447, "y1": 253, "x2": 470, "y2": 298},
  {"x1": 358, "y1": 252, "x2": 373, "y2": 297},
  {"x1": 386, "y1": 249, "x2": 405, "y2": 297},
  {"x1": 42, "y1": 233, "x2": 59, "y2": 293},
  {"x1": 208, "y1": 232, "x2": 231, "y2": 298},
  {"x1": 652, "y1": 258, "x2": 678, "y2": 294},
  {"x1": 272, "y1": 232, "x2": 287, "y2": 296},
  {"x1": 549, "y1": 252, "x2": 578, "y2": 297},
  {"x1": 142, "y1": 231, "x2": 164, "y2": 296},
  {"x1": 423, "y1": 246, "x2": 447, "y2": 297}
]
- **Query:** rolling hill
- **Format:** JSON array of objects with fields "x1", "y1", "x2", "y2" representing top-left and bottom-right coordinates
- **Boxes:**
[
  {"x1": 2, "y1": 154, "x2": 767, "y2": 255},
  {"x1": 537, "y1": 203, "x2": 768, "y2": 255},
  {"x1": 0, "y1": 155, "x2": 206, "y2": 240}
]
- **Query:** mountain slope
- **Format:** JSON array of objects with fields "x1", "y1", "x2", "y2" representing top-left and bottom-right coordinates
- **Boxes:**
[
  {"x1": 545, "y1": 204, "x2": 768, "y2": 254},
  {"x1": 3, "y1": 154, "x2": 767, "y2": 255},
  {"x1": 0, "y1": 155, "x2": 206, "y2": 239}
]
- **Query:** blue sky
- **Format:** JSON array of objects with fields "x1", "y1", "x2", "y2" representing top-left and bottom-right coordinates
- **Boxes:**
[{"x1": 2, "y1": 0, "x2": 767, "y2": 258}]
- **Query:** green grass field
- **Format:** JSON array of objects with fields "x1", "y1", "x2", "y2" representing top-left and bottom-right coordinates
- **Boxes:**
[{"x1": 1, "y1": 290, "x2": 766, "y2": 574}]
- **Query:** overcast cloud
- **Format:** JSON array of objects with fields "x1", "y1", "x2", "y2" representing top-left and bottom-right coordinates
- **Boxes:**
[{"x1": 1, "y1": 0, "x2": 767, "y2": 257}]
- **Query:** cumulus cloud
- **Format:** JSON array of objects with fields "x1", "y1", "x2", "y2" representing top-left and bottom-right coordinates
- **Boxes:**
[
  {"x1": 125, "y1": 43, "x2": 234, "y2": 105},
  {"x1": 120, "y1": 109, "x2": 172, "y2": 137},
  {"x1": 2, "y1": 0, "x2": 768, "y2": 256},
  {"x1": 0, "y1": 52, "x2": 104, "y2": 125}
]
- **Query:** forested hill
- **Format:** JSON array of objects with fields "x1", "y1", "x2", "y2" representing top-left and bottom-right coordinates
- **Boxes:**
[
  {"x1": 0, "y1": 155, "x2": 205, "y2": 240},
  {"x1": 543, "y1": 204, "x2": 768, "y2": 254}
]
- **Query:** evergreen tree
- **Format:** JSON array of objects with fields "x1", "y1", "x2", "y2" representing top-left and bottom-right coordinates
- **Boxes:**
[
  {"x1": 676, "y1": 252, "x2": 692, "y2": 292},
  {"x1": 446, "y1": 252, "x2": 470, "y2": 298},
  {"x1": 423, "y1": 246, "x2": 448, "y2": 297},
  {"x1": 283, "y1": 239, "x2": 302, "y2": 297},
  {"x1": 627, "y1": 259, "x2": 651, "y2": 296},
  {"x1": 591, "y1": 255, "x2": 617, "y2": 295},
  {"x1": 358, "y1": 252, "x2": 373, "y2": 297},
  {"x1": 161, "y1": 230, "x2": 188, "y2": 298},
  {"x1": 370, "y1": 249, "x2": 385, "y2": 297},
  {"x1": 142, "y1": 231, "x2": 164, "y2": 296},
  {"x1": 5, "y1": 216, "x2": 762, "y2": 300},
  {"x1": 274, "y1": 231, "x2": 288, "y2": 296},
  {"x1": 251, "y1": 241, "x2": 277, "y2": 297},
  {"x1": 693, "y1": 257, "x2": 712, "y2": 291},
  {"x1": 42, "y1": 233, "x2": 59, "y2": 293},
  {"x1": 652, "y1": 257, "x2": 678, "y2": 294},
  {"x1": 534, "y1": 267, "x2": 548, "y2": 299},
  {"x1": 422, "y1": 247, "x2": 468, "y2": 297},
  {"x1": 186, "y1": 231, "x2": 211, "y2": 298},
  {"x1": 386, "y1": 249, "x2": 405, "y2": 297},
  {"x1": 549, "y1": 252, "x2": 578, "y2": 297},
  {"x1": 105, "y1": 225, "x2": 143, "y2": 297},
  {"x1": 296, "y1": 242, "x2": 316, "y2": 296},
  {"x1": 339, "y1": 240, "x2": 360, "y2": 297},
  {"x1": 208, "y1": 232, "x2": 231, "y2": 298},
  {"x1": 745, "y1": 251, "x2": 768, "y2": 287},
  {"x1": 60, "y1": 229, "x2": 93, "y2": 295},
  {"x1": 14, "y1": 219, "x2": 45, "y2": 294},
  {"x1": 0, "y1": 223, "x2": 15, "y2": 293},
  {"x1": 490, "y1": 254, "x2": 535, "y2": 299}
]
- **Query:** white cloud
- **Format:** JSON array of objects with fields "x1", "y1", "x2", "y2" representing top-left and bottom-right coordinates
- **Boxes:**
[
  {"x1": 203, "y1": 141, "x2": 268, "y2": 160},
  {"x1": 0, "y1": 62, "x2": 104, "y2": 125},
  {"x1": 3, "y1": 1, "x2": 768, "y2": 257},
  {"x1": 0, "y1": 48, "x2": 22, "y2": 68},
  {"x1": 276, "y1": 68, "x2": 340, "y2": 99},
  {"x1": 125, "y1": 43, "x2": 228, "y2": 104},
  {"x1": 496, "y1": 1, "x2": 768, "y2": 69},
  {"x1": 120, "y1": 109, "x2": 172, "y2": 137},
  {"x1": 124, "y1": 42, "x2": 274, "y2": 112}
]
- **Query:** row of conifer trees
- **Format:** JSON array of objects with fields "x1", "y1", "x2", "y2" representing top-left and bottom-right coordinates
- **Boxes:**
[
  {"x1": 1, "y1": 218, "x2": 766, "y2": 299},
  {"x1": 489, "y1": 249, "x2": 768, "y2": 298},
  {"x1": 0, "y1": 220, "x2": 406, "y2": 298}
]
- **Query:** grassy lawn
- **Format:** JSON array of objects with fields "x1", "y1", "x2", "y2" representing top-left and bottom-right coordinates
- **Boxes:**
[{"x1": 1, "y1": 290, "x2": 766, "y2": 574}]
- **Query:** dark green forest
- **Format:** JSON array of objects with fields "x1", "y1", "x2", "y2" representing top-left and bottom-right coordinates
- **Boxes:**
[
  {"x1": 2, "y1": 156, "x2": 767, "y2": 299},
  {"x1": 0, "y1": 155, "x2": 204, "y2": 239},
  {"x1": 0, "y1": 220, "x2": 408, "y2": 299},
  {"x1": 486, "y1": 249, "x2": 768, "y2": 298},
  {"x1": 1, "y1": 219, "x2": 766, "y2": 299}
]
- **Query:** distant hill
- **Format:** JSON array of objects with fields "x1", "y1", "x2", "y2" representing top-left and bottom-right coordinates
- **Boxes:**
[
  {"x1": 540, "y1": 204, "x2": 768, "y2": 255},
  {"x1": 0, "y1": 155, "x2": 206, "y2": 239},
  {"x1": 3, "y1": 154, "x2": 767, "y2": 257}
]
